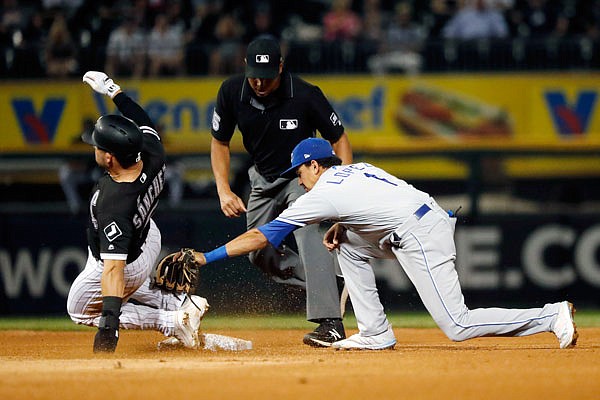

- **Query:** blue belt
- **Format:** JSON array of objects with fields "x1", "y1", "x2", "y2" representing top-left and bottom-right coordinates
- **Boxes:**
[{"x1": 414, "y1": 204, "x2": 431, "y2": 220}]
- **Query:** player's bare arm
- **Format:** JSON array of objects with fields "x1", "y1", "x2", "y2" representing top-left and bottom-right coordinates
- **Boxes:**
[
  {"x1": 93, "y1": 258, "x2": 125, "y2": 352},
  {"x1": 331, "y1": 133, "x2": 353, "y2": 164},
  {"x1": 210, "y1": 137, "x2": 247, "y2": 217},
  {"x1": 191, "y1": 228, "x2": 269, "y2": 266},
  {"x1": 101, "y1": 259, "x2": 126, "y2": 297},
  {"x1": 323, "y1": 223, "x2": 347, "y2": 251}
]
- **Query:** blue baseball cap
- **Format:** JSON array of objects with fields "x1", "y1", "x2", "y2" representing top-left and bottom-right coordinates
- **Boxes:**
[{"x1": 281, "y1": 138, "x2": 336, "y2": 178}]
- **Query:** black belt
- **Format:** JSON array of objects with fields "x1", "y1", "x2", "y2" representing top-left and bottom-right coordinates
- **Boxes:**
[{"x1": 414, "y1": 204, "x2": 431, "y2": 220}]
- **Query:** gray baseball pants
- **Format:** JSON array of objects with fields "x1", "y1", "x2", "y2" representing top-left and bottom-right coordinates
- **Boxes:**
[{"x1": 246, "y1": 166, "x2": 341, "y2": 322}]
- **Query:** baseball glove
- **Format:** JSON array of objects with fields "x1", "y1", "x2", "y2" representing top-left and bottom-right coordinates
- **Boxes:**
[{"x1": 151, "y1": 248, "x2": 201, "y2": 294}]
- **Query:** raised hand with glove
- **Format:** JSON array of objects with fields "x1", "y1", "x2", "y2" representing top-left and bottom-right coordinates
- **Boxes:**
[{"x1": 83, "y1": 71, "x2": 121, "y2": 98}]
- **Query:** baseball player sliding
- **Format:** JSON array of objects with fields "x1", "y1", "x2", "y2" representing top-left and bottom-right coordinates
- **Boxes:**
[
  {"x1": 173, "y1": 138, "x2": 578, "y2": 350},
  {"x1": 67, "y1": 71, "x2": 208, "y2": 352}
]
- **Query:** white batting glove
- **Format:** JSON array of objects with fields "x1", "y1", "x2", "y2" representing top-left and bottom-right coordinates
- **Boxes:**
[{"x1": 82, "y1": 71, "x2": 121, "y2": 99}]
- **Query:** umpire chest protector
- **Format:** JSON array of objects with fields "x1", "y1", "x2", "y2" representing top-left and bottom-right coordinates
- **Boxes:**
[{"x1": 212, "y1": 72, "x2": 344, "y2": 181}]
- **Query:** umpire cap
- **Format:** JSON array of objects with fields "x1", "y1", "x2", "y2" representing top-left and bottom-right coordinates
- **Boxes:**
[
  {"x1": 82, "y1": 114, "x2": 143, "y2": 164},
  {"x1": 245, "y1": 36, "x2": 281, "y2": 79}
]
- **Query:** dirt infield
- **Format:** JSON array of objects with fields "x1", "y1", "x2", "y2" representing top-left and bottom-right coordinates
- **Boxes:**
[{"x1": 1, "y1": 328, "x2": 599, "y2": 400}]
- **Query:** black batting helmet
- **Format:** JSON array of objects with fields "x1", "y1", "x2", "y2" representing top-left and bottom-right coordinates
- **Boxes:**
[{"x1": 82, "y1": 115, "x2": 143, "y2": 165}]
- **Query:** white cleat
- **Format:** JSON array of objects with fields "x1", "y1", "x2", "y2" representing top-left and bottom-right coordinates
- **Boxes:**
[
  {"x1": 187, "y1": 295, "x2": 210, "y2": 319},
  {"x1": 157, "y1": 336, "x2": 182, "y2": 350},
  {"x1": 172, "y1": 295, "x2": 210, "y2": 349},
  {"x1": 332, "y1": 324, "x2": 396, "y2": 350},
  {"x1": 553, "y1": 301, "x2": 578, "y2": 349}
]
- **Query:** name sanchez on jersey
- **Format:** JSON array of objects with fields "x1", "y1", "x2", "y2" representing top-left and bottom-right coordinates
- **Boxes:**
[{"x1": 133, "y1": 164, "x2": 166, "y2": 229}]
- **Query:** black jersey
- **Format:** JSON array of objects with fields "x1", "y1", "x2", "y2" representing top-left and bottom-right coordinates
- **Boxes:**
[
  {"x1": 87, "y1": 93, "x2": 166, "y2": 263},
  {"x1": 211, "y1": 72, "x2": 345, "y2": 181}
]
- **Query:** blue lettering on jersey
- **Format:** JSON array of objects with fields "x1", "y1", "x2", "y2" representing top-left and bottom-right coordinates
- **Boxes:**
[
  {"x1": 364, "y1": 172, "x2": 398, "y2": 186},
  {"x1": 326, "y1": 164, "x2": 372, "y2": 185}
]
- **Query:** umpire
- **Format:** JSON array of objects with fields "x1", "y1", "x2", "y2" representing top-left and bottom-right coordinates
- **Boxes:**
[{"x1": 210, "y1": 35, "x2": 353, "y2": 347}]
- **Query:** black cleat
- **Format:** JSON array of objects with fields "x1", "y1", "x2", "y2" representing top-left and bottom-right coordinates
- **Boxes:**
[{"x1": 303, "y1": 319, "x2": 346, "y2": 348}]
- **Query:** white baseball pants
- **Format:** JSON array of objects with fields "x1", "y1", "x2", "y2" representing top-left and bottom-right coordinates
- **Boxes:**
[
  {"x1": 337, "y1": 201, "x2": 563, "y2": 341},
  {"x1": 67, "y1": 219, "x2": 184, "y2": 336}
]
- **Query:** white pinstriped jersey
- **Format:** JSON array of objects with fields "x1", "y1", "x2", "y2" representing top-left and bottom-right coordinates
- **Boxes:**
[{"x1": 276, "y1": 163, "x2": 431, "y2": 244}]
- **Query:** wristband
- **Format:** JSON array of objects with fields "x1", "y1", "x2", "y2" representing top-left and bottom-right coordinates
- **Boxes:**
[
  {"x1": 94, "y1": 296, "x2": 122, "y2": 353},
  {"x1": 204, "y1": 245, "x2": 228, "y2": 264},
  {"x1": 99, "y1": 296, "x2": 122, "y2": 329}
]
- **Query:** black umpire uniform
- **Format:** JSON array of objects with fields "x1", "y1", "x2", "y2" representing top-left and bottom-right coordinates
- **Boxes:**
[{"x1": 211, "y1": 36, "x2": 352, "y2": 346}]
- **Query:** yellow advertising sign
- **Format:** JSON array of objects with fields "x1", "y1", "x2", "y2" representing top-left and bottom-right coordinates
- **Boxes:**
[
  {"x1": 1, "y1": 73, "x2": 599, "y2": 155},
  {"x1": 315, "y1": 73, "x2": 600, "y2": 151}
]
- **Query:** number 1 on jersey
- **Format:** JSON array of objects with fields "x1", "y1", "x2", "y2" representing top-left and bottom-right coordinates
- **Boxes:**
[{"x1": 364, "y1": 172, "x2": 397, "y2": 186}]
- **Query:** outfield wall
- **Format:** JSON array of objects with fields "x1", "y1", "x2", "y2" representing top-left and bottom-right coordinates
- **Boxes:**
[{"x1": 0, "y1": 209, "x2": 598, "y2": 315}]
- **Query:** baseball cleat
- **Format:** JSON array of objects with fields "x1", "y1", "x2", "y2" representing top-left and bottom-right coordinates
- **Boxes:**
[
  {"x1": 553, "y1": 301, "x2": 578, "y2": 349},
  {"x1": 303, "y1": 318, "x2": 346, "y2": 348},
  {"x1": 332, "y1": 324, "x2": 396, "y2": 350},
  {"x1": 173, "y1": 295, "x2": 210, "y2": 349},
  {"x1": 187, "y1": 295, "x2": 210, "y2": 319},
  {"x1": 157, "y1": 336, "x2": 182, "y2": 350}
]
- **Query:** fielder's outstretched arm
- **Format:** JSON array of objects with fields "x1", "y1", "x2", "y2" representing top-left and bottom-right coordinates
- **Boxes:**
[
  {"x1": 193, "y1": 228, "x2": 268, "y2": 265},
  {"x1": 192, "y1": 219, "x2": 298, "y2": 266}
]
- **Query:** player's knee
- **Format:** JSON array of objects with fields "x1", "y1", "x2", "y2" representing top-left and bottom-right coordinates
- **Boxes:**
[
  {"x1": 67, "y1": 297, "x2": 98, "y2": 326},
  {"x1": 441, "y1": 327, "x2": 467, "y2": 342},
  {"x1": 437, "y1": 320, "x2": 469, "y2": 342},
  {"x1": 67, "y1": 307, "x2": 89, "y2": 325}
]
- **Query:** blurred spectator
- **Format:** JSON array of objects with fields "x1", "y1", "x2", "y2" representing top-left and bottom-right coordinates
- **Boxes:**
[
  {"x1": 208, "y1": 13, "x2": 244, "y2": 75},
  {"x1": 424, "y1": 0, "x2": 456, "y2": 38},
  {"x1": 2, "y1": 0, "x2": 600, "y2": 79},
  {"x1": 280, "y1": 14, "x2": 323, "y2": 42},
  {"x1": 41, "y1": 0, "x2": 84, "y2": 14},
  {"x1": 1, "y1": 0, "x2": 25, "y2": 33},
  {"x1": 21, "y1": 9, "x2": 46, "y2": 46},
  {"x1": 367, "y1": 1, "x2": 425, "y2": 74},
  {"x1": 0, "y1": 0, "x2": 24, "y2": 58},
  {"x1": 186, "y1": 0, "x2": 223, "y2": 74},
  {"x1": 576, "y1": 0, "x2": 600, "y2": 40},
  {"x1": 6, "y1": 7, "x2": 45, "y2": 77},
  {"x1": 129, "y1": 0, "x2": 153, "y2": 30},
  {"x1": 361, "y1": 0, "x2": 387, "y2": 43},
  {"x1": 243, "y1": 2, "x2": 278, "y2": 43},
  {"x1": 45, "y1": 13, "x2": 79, "y2": 78},
  {"x1": 188, "y1": 0, "x2": 221, "y2": 44},
  {"x1": 443, "y1": 0, "x2": 509, "y2": 40},
  {"x1": 164, "y1": 0, "x2": 189, "y2": 33},
  {"x1": 322, "y1": 0, "x2": 362, "y2": 41},
  {"x1": 104, "y1": 15, "x2": 146, "y2": 78},
  {"x1": 147, "y1": 14, "x2": 185, "y2": 76},
  {"x1": 518, "y1": 0, "x2": 561, "y2": 37}
]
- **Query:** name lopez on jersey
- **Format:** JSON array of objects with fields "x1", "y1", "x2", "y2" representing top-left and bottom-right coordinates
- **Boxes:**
[{"x1": 133, "y1": 164, "x2": 165, "y2": 229}]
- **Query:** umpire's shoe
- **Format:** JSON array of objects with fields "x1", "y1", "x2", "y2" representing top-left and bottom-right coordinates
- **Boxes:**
[{"x1": 303, "y1": 318, "x2": 345, "y2": 348}]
